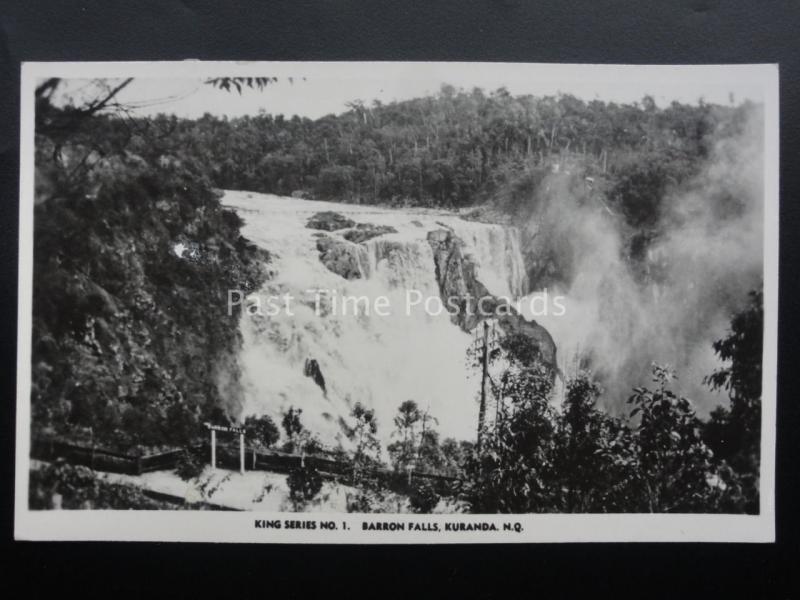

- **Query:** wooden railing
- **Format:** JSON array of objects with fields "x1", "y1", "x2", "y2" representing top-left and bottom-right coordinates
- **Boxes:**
[{"x1": 30, "y1": 436, "x2": 461, "y2": 492}]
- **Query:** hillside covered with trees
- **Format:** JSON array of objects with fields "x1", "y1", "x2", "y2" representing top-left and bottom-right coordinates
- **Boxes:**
[{"x1": 122, "y1": 85, "x2": 760, "y2": 293}]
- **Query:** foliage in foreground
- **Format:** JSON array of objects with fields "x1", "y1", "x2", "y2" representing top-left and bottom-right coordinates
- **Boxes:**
[
  {"x1": 333, "y1": 284, "x2": 762, "y2": 515},
  {"x1": 287, "y1": 463, "x2": 324, "y2": 510},
  {"x1": 341, "y1": 291, "x2": 762, "y2": 515},
  {"x1": 29, "y1": 460, "x2": 212, "y2": 510},
  {"x1": 461, "y1": 290, "x2": 762, "y2": 514},
  {"x1": 32, "y1": 82, "x2": 270, "y2": 453}
]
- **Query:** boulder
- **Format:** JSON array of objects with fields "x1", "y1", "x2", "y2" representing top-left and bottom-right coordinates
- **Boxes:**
[
  {"x1": 315, "y1": 234, "x2": 364, "y2": 280},
  {"x1": 495, "y1": 311, "x2": 558, "y2": 370},
  {"x1": 306, "y1": 211, "x2": 356, "y2": 231},
  {"x1": 342, "y1": 223, "x2": 397, "y2": 243},
  {"x1": 303, "y1": 358, "x2": 327, "y2": 394}
]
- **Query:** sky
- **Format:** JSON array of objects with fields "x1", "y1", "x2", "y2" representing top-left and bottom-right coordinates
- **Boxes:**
[{"x1": 50, "y1": 63, "x2": 767, "y2": 121}]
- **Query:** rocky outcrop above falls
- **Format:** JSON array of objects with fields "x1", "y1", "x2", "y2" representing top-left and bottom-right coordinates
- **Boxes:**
[
  {"x1": 315, "y1": 234, "x2": 364, "y2": 280},
  {"x1": 312, "y1": 215, "x2": 397, "y2": 279},
  {"x1": 427, "y1": 228, "x2": 557, "y2": 370},
  {"x1": 306, "y1": 211, "x2": 356, "y2": 231},
  {"x1": 343, "y1": 223, "x2": 397, "y2": 243}
]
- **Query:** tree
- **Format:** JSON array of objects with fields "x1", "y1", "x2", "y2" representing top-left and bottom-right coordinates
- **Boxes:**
[
  {"x1": 555, "y1": 373, "x2": 627, "y2": 512},
  {"x1": 345, "y1": 403, "x2": 381, "y2": 484},
  {"x1": 244, "y1": 414, "x2": 280, "y2": 449},
  {"x1": 205, "y1": 77, "x2": 278, "y2": 94},
  {"x1": 440, "y1": 438, "x2": 472, "y2": 479},
  {"x1": 464, "y1": 358, "x2": 559, "y2": 513},
  {"x1": 339, "y1": 402, "x2": 388, "y2": 512},
  {"x1": 281, "y1": 407, "x2": 319, "y2": 454},
  {"x1": 35, "y1": 78, "x2": 134, "y2": 143},
  {"x1": 466, "y1": 321, "x2": 504, "y2": 449},
  {"x1": 386, "y1": 400, "x2": 447, "y2": 511},
  {"x1": 387, "y1": 400, "x2": 422, "y2": 472},
  {"x1": 416, "y1": 427, "x2": 444, "y2": 473},
  {"x1": 623, "y1": 364, "x2": 716, "y2": 512},
  {"x1": 702, "y1": 288, "x2": 763, "y2": 513},
  {"x1": 705, "y1": 288, "x2": 763, "y2": 433}
]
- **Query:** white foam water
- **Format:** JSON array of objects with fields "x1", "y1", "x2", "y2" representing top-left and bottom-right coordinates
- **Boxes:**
[{"x1": 224, "y1": 191, "x2": 528, "y2": 446}]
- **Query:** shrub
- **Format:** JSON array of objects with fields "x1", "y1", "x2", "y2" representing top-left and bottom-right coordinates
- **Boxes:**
[
  {"x1": 287, "y1": 464, "x2": 323, "y2": 510},
  {"x1": 29, "y1": 460, "x2": 176, "y2": 510},
  {"x1": 408, "y1": 480, "x2": 440, "y2": 513},
  {"x1": 175, "y1": 448, "x2": 205, "y2": 481}
]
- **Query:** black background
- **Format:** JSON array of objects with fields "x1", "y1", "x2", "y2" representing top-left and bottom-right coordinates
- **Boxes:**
[{"x1": 0, "y1": 1, "x2": 798, "y2": 597}]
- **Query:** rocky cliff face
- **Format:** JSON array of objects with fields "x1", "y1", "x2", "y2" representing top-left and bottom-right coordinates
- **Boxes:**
[
  {"x1": 426, "y1": 228, "x2": 494, "y2": 332},
  {"x1": 310, "y1": 213, "x2": 399, "y2": 280},
  {"x1": 31, "y1": 153, "x2": 270, "y2": 451},
  {"x1": 315, "y1": 234, "x2": 365, "y2": 280},
  {"x1": 427, "y1": 228, "x2": 557, "y2": 370}
]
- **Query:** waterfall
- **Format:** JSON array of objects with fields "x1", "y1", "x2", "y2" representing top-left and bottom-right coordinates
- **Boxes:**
[{"x1": 224, "y1": 191, "x2": 530, "y2": 445}]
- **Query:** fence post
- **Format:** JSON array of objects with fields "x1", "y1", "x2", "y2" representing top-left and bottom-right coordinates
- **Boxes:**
[{"x1": 210, "y1": 429, "x2": 216, "y2": 470}]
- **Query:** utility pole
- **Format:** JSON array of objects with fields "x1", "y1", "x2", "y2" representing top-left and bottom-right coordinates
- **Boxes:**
[{"x1": 477, "y1": 321, "x2": 489, "y2": 451}]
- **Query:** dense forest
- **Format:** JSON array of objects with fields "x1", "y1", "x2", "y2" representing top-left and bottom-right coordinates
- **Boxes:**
[
  {"x1": 128, "y1": 86, "x2": 756, "y2": 243},
  {"x1": 30, "y1": 78, "x2": 763, "y2": 513},
  {"x1": 142, "y1": 85, "x2": 744, "y2": 211},
  {"x1": 64, "y1": 83, "x2": 759, "y2": 292}
]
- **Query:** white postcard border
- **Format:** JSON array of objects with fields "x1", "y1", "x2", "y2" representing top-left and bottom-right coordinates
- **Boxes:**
[{"x1": 14, "y1": 61, "x2": 779, "y2": 543}]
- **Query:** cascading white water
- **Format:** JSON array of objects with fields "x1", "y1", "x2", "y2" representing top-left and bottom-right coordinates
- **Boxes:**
[{"x1": 224, "y1": 191, "x2": 529, "y2": 446}]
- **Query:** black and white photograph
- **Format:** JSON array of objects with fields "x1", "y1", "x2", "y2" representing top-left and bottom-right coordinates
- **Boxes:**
[{"x1": 14, "y1": 61, "x2": 778, "y2": 542}]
